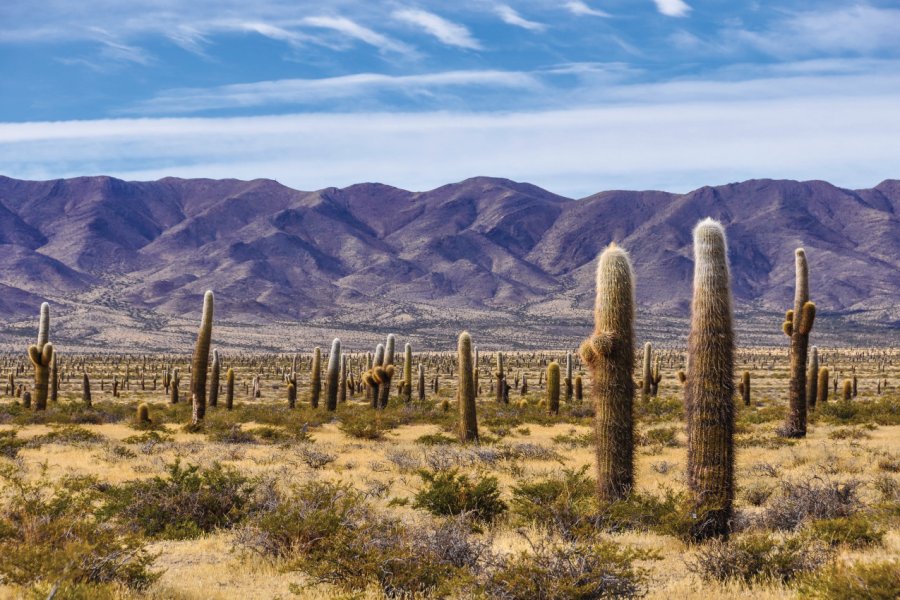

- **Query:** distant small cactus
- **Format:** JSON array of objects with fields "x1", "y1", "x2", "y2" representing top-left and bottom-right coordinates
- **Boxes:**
[
  {"x1": 137, "y1": 403, "x2": 151, "y2": 424},
  {"x1": 547, "y1": 362, "x2": 560, "y2": 416},
  {"x1": 457, "y1": 332, "x2": 478, "y2": 443}
]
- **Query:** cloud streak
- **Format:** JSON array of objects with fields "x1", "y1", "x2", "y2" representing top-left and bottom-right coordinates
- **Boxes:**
[
  {"x1": 393, "y1": 9, "x2": 482, "y2": 49},
  {"x1": 564, "y1": 1, "x2": 611, "y2": 18},
  {"x1": 653, "y1": 0, "x2": 691, "y2": 18},
  {"x1": 125, "y1": 70, "x2": 540, "y2": 114},
  {"x1": 495, "y1": 5, "x2": 546, "y2": 31}
]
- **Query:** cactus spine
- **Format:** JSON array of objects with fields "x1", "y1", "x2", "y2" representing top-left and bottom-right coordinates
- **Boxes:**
[
  {"x1": 403, "y1": 343, "x2": 413, "y2": 403},
  {"x1": 326, "y1": 339, "x2": 341, "y2": 411},
  {"x1": 310, "y1": 347, "x2": 321, "y2": 408},
  {"x1": 28, "y1": 302, "x2": 54, "y2": 411},
  {"x1": 225, "y1": 367, "x2": 235, "y2": 410},
  {"x1": 782, "y1": 249, "x2": 815, "y2": 437},
  {"x1": 457, "y1": 332, "x2": 478, "y2": 443},
  {"x1": 547, "y1": 362, "x2": 560, "y2": 415},
  {"x1": 209, "y1": 349, "x2": 220, "y2": 408},
  {"x1": 685, "y1": 219, "x2": 735, "y2": 540},
  {"x1": 190, "y1": 291, "x2": 214, "y2": 422},
  {"x1": 806, "y1": 346, "x2": 818, "y2": 410},
  {"x1": 579, "y1": 243, "x2": 635, "y2": 503}
]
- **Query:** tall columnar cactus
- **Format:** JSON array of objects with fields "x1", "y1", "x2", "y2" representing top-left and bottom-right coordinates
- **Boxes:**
[
  {"x1": 574, "y1": 375, "x2": 583, "y2": 401},
  {"x1": 339, "y1": 355, "x2": 348, "y2": 404},
  {"x1": 807, "y1": 346, "x2": 819, "y2": 410},
  {"x1": 740, "y1": 371, "x2": 751, "y2": 406},
  {"x1": 547, "y1": 361, "x2": 560, "y2": 415},
  {"x1": 817, "y1": 367, "x2": 829, "y2": 405},
  {"x1": 190, "y1": 291, "x2": 214, "y2": 422},
  {"x1": 457, "y1": 332, "x2": 478, "y2": 442},
  {"x1": 565, "y1": 351, "x2": 573, "y2": 401},
  {"x1": 28, "y1": 302, "x2": 54, "y2": 411},
  {"x1": 579, "y1": 243, "x2": 635, "y2": 503},
  {"x1": 385, "y1": 334, "x2": 396, "y2": 366},
  {"x1": 641, "y1": 342, "x2": 653, "y2": 401},
  {"x1": 842, "y1": 379, "x2": 852, "y2": 401},
  {"x1": 82, "y1": 371, "x2": 92, "y2": 407},
  {"x1": 782, "y1": 249, "x2": 816, "y2": 438},
  {"x1": 137, "y1": 403, "x2": 151, "y2": 424},
  {"x1": 209, "y1": 349, "x2": 220, "y2": 408},
  {"x1": 418, "y1": 363, "x2": 426, "y2": 401},
  {"x1": 403, "y1": 343, "x2": 413, "y2": 403},
  {"x1": 326, "y1": 338, "x2": 341, "y2": 411},
  {"x1": 225, "y1": 367, "x2": 235, "y2": 410},
  {"x1": 495, "y1": 353, "x2": 506, "y2": 404},
  {"x1": 50, "y1": 351, "x2": 58, "y2": 403},
  {"x1": 685, "y1": 218, "x2": 735, "y2": 540},
  {"x1": 170, "y1": 368, "x2": 180, "y2": 404},
  {"x1": 310, "y1": 347, "x2": 321, "y2": 408}
]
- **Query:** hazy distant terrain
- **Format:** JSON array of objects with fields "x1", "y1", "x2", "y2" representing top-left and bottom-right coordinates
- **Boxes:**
[{"x1": 0, "y1": 175, "x2": 897, "y2": 350}]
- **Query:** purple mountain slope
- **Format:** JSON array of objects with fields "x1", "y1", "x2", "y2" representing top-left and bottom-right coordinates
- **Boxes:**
[{"x1": 0, "y1": 174, "x2": 897, "y2": 347}]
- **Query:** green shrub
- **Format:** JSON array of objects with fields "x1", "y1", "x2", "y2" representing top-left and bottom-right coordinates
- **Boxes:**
[
  {"x1": 688, "y1": 532, "x2": 831, "y2": 584},
  {"x1": 414, "y1": 469, "x2": 506, "y2": 523},
  {"x1": 416, "y1": 432, "x2": 458, "y2": 446},
  {"x1": 639, "y1": 426, "x2": 680, "y2": 448},
  {"x1": 122, "y1": 430, "x2": 173, "y2": 444},
  {"x1": 239, "y1": 480, "x2": 486, "y2": 597},
  {"x1": 510, "y1": 465, "x2": 595, "y2": 539},
  {"x1": 208, "y1": 423, "x2": 258, "y2": 444},
  {"x1": 596, "y1": 488, "x2": 692, "y2": 538},
  {"x1": 0, "y1": 429, "x2": 25, "y2": 458},
  {"x1": 635, "y1": 396, "x2": 683, "y2": 423},
  {"x1": 828, "y1": 427, "x2": 870, "y2": 441},
  {"x1": 485, "y1": 537, "x2": 648, "y2": 599},
  {"x1": 807, "y1": 514, "x2": 884, "y2": 548},
  {"x1": 27, "y1": 425, "x2": 105, "y2": 447},
  {"x1": 103, "y1": 459, "x2": 256, "y2": 539},
  {"x1": 798, "y1": 560, "x2": 900, "y2": 600},
  {"x1": 818, "y1": 398, "x2": 900, "y2": 426},
  {"x1": 339, "y1": 420, "x2": 387, "y2": 440},
  {"x1": 0, "y1": 464, "x2": 157, "y2": 593}
]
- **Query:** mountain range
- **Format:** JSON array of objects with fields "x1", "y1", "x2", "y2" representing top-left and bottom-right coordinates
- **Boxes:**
[{"x1": 0, "y1": 174, "x2": 897, "y2": 350}]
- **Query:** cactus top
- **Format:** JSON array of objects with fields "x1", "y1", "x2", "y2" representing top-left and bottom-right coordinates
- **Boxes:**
[
  {"x1": 593, "y1": 244, "x2": 635, "y2": 335},
  {"x1": 385, "y1": 334, "x2": 396, "y2": 365},
  {"x1": 374, "y1": 343, "x2": 385, "y2": 367},
  {"x1": 328, "y1": 338, "x2": 341, "y2": 371},
  {"x1": 37, "y1": 302, "x2": 50, "y2": 348}
]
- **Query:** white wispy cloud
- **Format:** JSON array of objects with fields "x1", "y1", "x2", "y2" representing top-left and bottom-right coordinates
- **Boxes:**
[
  {"x1": 495, "y1": 5, "x2": 546, "y2": 31},
  {"x1": 393, "y1": 9, "x2": 482, "y2": 49},
  {"x1": 4, "y1": 70, "x2": 898, "y2": 198},
  {"x1": 126, "y1": 70, "x2": 540, "y2": 114},
  {"x1": 301, "y1": 16, "x2": 411, "y2": 54},
  {"x1": 564, "y1": 1, "x2": 611, "y2": 18},
  {"x1": 653, "y1": 0, "x2": 691, "y2": 18}
]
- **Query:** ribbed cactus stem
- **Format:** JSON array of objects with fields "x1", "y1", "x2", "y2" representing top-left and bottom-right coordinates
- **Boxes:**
[
  {"x1": 642, "y1": 342, "x2": 652, "y2": 400},
  {"x1": 311, "y1": 346, "x2": 321, "y2": 408},
  {"x1": 326, "y1": 338, "x2": 341, "y2": 411},
  {"x1": 842, "y1": 379, "x2": 852, "y2": 401},
  {"x1": 783, "y1": 249, "x2": 815, "y2": 437},
  {"x1": 403, "y1": 343, "x2": 413, "y2": 403},
  {"x1": 27, "y1": 302, "x2": 54, "y2": 411},
  {"x1": 339, "y1": 355, "x2": 347, "y2": 404},
  {"x1": 82, "y1": 372, "x2": 92, "y2": 407},
  {"x1": 137, "y1": 403, "x2": 150, "y2": 424},
  {"x1": 565, "y1": 351, "x2": 573, "y2": 401},
  {"x1": 170, "y1": 368, "x2": 180, "y2": 404},
  {"x1": 685, "y1": 218, "x2": 735, "y2": 540},
  {"x1": 457, "y1": 332, "x2": 478, "y2": 442},
  {"x1": 225, "y1": 367, "x2": 234, "y2": 409},
  {"x1": 209, "y1": 349, "x2": 220, "y2": 408},
  {"x1": 579, "y1": 243, "x2": 635, "y2": 503},
  {"x1": 417, "y1": 363, "x2": 426, "y2": 401},
  {"x1": 495, "y1": 352, "x2": 505, "y2": 404},
  {"x1": 190, "y1": 291, "x2": 214, "y2": 422},
  {"x1": 547, "y1": 362, "x2": 560, "y2": 415},
  {"x1": 817, "y1": 367, "x2": 828, "y2": 405},
  {"x1": 807, "y1": 346, "x2": 818, "y2": 410},
  {"x1": 385, "y1": 334, "x2": 396, "y2": 365},
  {"x1": 50, "y1": 351, "x2": 58, "y2": 403},
  {"x1": 740, "y1": 371, "x2": 751, "y2": 406}
]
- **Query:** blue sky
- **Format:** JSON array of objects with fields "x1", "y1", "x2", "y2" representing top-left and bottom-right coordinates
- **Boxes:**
[{"x1": 2, "y1": 0, "x2": 900, "y2": 196}]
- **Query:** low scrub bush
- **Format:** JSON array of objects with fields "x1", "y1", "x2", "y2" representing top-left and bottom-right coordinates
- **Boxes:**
[
  {"x1": 485, "y1": 536, "x2": 649, "y2": 599},
  {"x1": 0, "y1": 464, "x2": 157, "y2": 594},
  {"x1": 759, "y1": 477, "x2": 861, "y2": 530},
  {"x1": 807, "y1": 514, "x2": 884, "y2": 548},
  {"x1": 103, "y1": 459, "x2": 257, "y2": 539},
  {"x1": 0, "y1": 429, "x2": 25, "y2": 458},
  {"x1": 414, "y1": 468, "x2": 507, "y2": 524},
  {"x1": 510, "y1": 465, "x2": 595, "y2": 540},
  {"x1": 688, "y1": 532, "x2": 831, "y2": 584}
]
